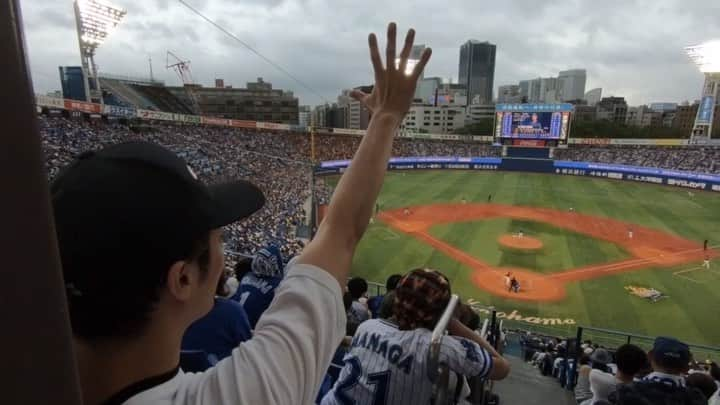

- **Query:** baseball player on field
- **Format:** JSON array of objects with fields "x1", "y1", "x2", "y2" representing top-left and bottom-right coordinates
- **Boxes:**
[{"x1": 321, "y1": 269, "x2": 510, "y2": 405}]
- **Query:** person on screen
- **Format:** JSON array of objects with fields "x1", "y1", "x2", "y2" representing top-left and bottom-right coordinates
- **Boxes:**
[{"x1": 530, "y1": 113, "x2": 542, "y2": 129}]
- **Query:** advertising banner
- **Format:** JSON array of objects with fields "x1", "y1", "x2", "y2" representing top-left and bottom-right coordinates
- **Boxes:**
[
  {"x1": 333, "y1": 128, "x2": 366, "y2": 136},
  {"x1": 201, "y1": 116, "x2": 231, "y2": 126},
  {"x1": 136, "y1": 109, "x2": 174, "y2": 121},
  {"x1": 103, "y1": 105, "x2": 136, "y2": 118},
  {"x1": 256, "y1": 122, "x2": 290, "y2": 130},
  {"x1": 64, "y1": 100, "x2": 102, "y2": 114},
  {"x1": 36, "y1": 95, "x2": 66, "y2": 109},
  {"x1": 180, "y1": 114, "x2": 201, "y2": 124},
  {"x1": 230, "y1": 119, "x2": 256, "y2": 129}
]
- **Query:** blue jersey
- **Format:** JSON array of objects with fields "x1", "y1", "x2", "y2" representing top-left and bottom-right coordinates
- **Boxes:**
[
  {"x1": 367, "y1": 295, "x2": 384, "y2": 319},
  {"x1": 181, "y1": 297, "x2": 252, "y2": 360},
  {"x1": 233, "y1": 272, "x2": 282, "y2": 328}
]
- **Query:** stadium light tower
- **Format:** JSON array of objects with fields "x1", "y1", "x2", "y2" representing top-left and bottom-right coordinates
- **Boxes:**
[
  {"x1": 73, "y1": 0, "x2": 126, "y2": 103},
  {"x1": 685, "y1": 40, "x2": 720, "y2": 143}
]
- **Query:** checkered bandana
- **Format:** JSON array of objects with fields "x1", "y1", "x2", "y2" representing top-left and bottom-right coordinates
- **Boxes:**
[{"x1": 393, "y1": 268, "x2": 451, "y2": 330}]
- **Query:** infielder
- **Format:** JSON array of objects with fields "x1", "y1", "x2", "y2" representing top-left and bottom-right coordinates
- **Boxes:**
[{"x1": 321, "y1": 269, "x2": 510, "y2": 405}]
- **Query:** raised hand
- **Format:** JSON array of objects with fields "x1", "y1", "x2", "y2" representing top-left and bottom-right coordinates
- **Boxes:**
[{"x1": 350, "y1": 23, "x2": 432, "y2": 122}]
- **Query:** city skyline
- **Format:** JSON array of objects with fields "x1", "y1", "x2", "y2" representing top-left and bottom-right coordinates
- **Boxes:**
[{"x1": 22, "y1": 0, "x2": 718, "y2": 106}]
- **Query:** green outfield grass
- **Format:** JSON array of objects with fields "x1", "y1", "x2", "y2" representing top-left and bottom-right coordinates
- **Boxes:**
[{"x1": 326, "y1": 171, "x2": 720, "y2": 346}]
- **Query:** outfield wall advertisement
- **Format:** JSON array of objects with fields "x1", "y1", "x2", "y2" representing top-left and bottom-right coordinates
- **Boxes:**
[{"x1": 316, "y1": 157, "x2": 720, "y2": 192}]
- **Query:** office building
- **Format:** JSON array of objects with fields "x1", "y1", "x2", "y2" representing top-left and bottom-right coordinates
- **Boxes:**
[
  {"x1": 401, "y1": 105, "x2": 466, "y2": 134},
  {"x1": 465, "y1": 104, "x2": 495, "y2": 124},
  {"x1": 167, "y1": 77, "x2": 298, "y2": 124},
  {"x1": 497, "y1": 85, "x2": 522, "y2": 103},
  {"x1": 458, "y1": 40, "x2": 496, "y2": 104},
  {"x1": 415, "y1": 77, "x2": 443, "y2": 104},
  {"x1": 298, "y1": 105, "x2": 311, "y2": 128},
  {"x1": 649, "y1": 102, "x2": 678, "y2": 112},
  {"x1": 518, "y1": 80, "x2": 531, "y2": 101},
  {"x1": 584, "y1": 88, "x2": 602, "y2": 106},
  {"x1": 336, "y1": 86, "x2": 373, "y2": 130},
  {"x1": 557, "y1": 69, "x2": 587, "y2": 101},
  {"x1": 596, "y1": 97, "x2": 628, "y2": 123},
  {"x1": 626, "y1": 105, "x2": 663, "y2": 127}
]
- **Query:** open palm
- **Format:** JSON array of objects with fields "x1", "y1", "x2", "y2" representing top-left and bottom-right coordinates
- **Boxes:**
[{"x1": 351, "y1": 23, "x2": 432, "y2": 121}]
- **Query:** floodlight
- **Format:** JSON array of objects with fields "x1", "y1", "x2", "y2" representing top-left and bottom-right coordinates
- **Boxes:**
[
  {"x1": 685, "y1": 40, "x2": 720, "y2": 73},
  {"x1": 75, "y1": 0, "x2": 126, "y2": 51},
  {"x1": 73, "y1": 0, "x2": 126, "y2": 103}
]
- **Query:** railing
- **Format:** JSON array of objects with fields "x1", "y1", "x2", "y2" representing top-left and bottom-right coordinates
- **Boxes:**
[
  {"x1": 428, "y1": 294, "x2": 460, "y2": 405},
  {"x1": 567, "y1": 325, "x2": 720, "y2": 389}
]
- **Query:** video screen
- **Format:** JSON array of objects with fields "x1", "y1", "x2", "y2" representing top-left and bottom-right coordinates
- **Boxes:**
[{"x1": 499, "y1": 111, "x2": 563, "y2": 139}]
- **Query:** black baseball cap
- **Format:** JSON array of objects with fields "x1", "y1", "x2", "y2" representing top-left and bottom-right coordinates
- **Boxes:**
[
  {"x1": 51, "y1": 141, "x2": 265, "y2": 297},
  {"x1": 652, "y1": 336, "x2": 691, "y2": 370}
]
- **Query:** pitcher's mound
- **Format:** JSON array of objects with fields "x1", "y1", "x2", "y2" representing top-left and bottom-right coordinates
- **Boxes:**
[{"x1": 498, "y1": 234, "x2": 544, "y2": 251}]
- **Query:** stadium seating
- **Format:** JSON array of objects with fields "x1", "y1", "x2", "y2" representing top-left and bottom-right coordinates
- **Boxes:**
[
  {"x1": 555, "y1": 145, "x2": 720, "y2": 174},
  {"x1": 129, "y1": 84, "x2": 195, "y2": 114},
  {"x1": 40, "y1": 113, "x2": 720, "y2": 404}
]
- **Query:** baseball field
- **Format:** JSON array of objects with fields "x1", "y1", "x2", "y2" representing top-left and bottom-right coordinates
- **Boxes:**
[{"x1": 326, "y1": 171, "x2": 720, "y2": 347}]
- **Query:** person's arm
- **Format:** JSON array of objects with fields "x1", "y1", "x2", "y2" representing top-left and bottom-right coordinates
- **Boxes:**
[
  {"x1": 447, "y1": 319, "x2": 511, "y2": 380},
  {"x1": 297, "y1": 23, "x2": 431, "y2": 287}
]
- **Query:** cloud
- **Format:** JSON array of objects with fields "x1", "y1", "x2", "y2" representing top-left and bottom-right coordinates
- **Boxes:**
[{"x1": 21, "y1": 0, "x2": 720, "y2": 106}]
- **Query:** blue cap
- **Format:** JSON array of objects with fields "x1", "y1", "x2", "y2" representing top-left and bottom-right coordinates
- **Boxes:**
[
  {"x1": 652, "y1": 336, "x2": 690, "y2": 368},
  {"x1": 251, "y1": 245, "x2": 285, "y2": 278}
]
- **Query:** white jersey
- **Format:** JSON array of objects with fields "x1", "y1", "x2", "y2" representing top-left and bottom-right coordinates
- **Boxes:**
[{"x1": 321, "y1": 319, "x2": 494, "y2": 405}]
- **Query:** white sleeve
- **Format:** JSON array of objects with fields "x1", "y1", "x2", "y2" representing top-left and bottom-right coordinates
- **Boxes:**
[
  {"x1": 181, "y1": 263, "x2": 345, "y2": 404},
  {"x1": 440, "y1": 336, "x2": 494, "y2": 379}
]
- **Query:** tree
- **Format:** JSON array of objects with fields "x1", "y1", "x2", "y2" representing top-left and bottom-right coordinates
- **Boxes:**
[{"x1": 453, "y1": 118, "x2": 494, "y2": 135}]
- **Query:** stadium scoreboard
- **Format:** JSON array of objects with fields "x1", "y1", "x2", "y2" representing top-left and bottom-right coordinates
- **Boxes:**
[{"x1": 494, "y1": 103, "x2": 573, "y2": 147}]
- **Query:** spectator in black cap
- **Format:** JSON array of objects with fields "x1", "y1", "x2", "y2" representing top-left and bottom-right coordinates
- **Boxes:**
[
  {"x1": 52, "y1": 22, "x2": 432, "y2": 405},
  {"x1": 610, "y1": 337, "x2": 706, "y2": 405}
]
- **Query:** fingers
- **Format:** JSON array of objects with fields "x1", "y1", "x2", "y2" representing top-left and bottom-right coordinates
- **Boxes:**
[
  {"x1": 368, "y1": 33, "x2": 384, "y2": 84},
  {"x1": 397, "y1": 28, "x2": 416, "y2": 75},
  {"x1": 349, "y1": 89, "x2": 367, "y2": 103},
  {"x1": 385, "y1": 22, "x2": 397, "y2": 72},
  {"x1": 411, "y1": 47, "x2": 432, "y2": 81}
]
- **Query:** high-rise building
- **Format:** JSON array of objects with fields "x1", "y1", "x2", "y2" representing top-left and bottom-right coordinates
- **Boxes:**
[
  {"x1": 557, "y1": 69, "x2": 587, "y2": 101},
  {"x1": 518, "y1": 80, "x2": 531, "y2": 101},
  {"x1": 584, "y1": 88, "x2": 602, "y2": 106},
  {"x1": 458, "y1": 40, "x2": 496, "y2": 104},
  {"x1": 540, "y1": 77, "x2": 559, "y2": 103},
  {"x1": 524, "y1": 77, "x2": 557, "y2": 103},
  {"x1": 336, "y1": 86, "x2": 373, "y2": 129},
  {"x1": 497, "y1": 85, "x2": 522, "y2": 103},
  {"x1": 298, "y1": 105, "x2": 311, "y2": 128},
  {"x1": 415, "y1": 77, "x2": 442, "y2": 104}
]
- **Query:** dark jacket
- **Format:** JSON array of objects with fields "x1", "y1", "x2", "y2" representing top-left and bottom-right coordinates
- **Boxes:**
[{"x1": 609, "y1": 381, "x2": 707, "y2": 405}]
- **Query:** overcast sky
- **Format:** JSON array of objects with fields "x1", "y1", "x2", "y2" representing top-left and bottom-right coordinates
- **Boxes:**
[{"x1": 21, "y1": 0, "x2": 720, "y2": 107}]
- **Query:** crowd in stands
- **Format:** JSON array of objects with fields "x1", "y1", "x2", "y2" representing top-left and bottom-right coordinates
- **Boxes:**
[
  {"x1": 521, "y1": 331, "x2": 720, "y2": 405},
  {"x1": 555, "y1": 145, "x2": 720, "y2": 174},
  {"x1": 41, "y1": 113, "x2": 720, "y2": 404}
]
